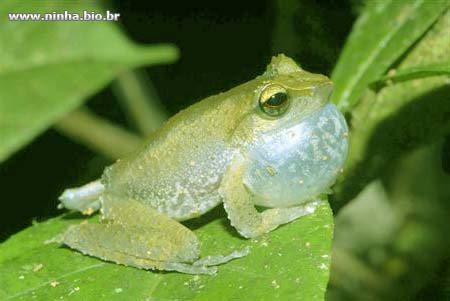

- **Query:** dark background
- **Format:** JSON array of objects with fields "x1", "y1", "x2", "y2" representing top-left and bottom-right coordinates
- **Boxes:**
[
  {"x1": 3, "y1": 2, "x2": 450, "y2": 300},
  {"x1": 0, "y1": 0, "x2": 354, "y2": 241}
]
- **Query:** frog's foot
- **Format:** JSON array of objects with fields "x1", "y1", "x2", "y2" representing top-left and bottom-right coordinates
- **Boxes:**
[
  {"x1": 163, "y1": 247, "x2": 250, "y2": 274},
  {"x1": 55, "y1": 194, "x2": 248, "y2": 275},
  {"x1": 192, "y1": 247, "x2": 250, "y2": 267},
  {"x1": 162, "y1": 262, "x2": 218, "y2": 275},
  {"x1": 58, "y1": 180, "x2": 104, "y2": 215},
  {"x1": 125, "y1": 247, "x2": 250, "y2": 275}
]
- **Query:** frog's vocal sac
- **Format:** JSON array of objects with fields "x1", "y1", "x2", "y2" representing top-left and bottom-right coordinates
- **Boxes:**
[{"x1": 56, "y1": 54, "x2": 349, "y2": 275}]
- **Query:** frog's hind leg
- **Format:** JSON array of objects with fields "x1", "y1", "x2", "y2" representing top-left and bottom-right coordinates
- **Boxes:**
[
  {"x1": 58, "y1": 180, "x2": 104, "y2": 214},
  {"x1": 60, "y1": 219, "x2": 215, "y2": 275},
  {"x1": 57, "y1": 194, "x2": 245, "y2": 275}
]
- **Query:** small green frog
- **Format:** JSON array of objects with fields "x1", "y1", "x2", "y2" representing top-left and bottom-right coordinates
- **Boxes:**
[{"x1": 57, "y1": 54, "x2": 348, "y2": 275}]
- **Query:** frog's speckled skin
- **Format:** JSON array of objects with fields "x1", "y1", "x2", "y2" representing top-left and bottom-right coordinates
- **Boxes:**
[{"x1": 57, "y1": 54, "x2": 348, "y2": 275}]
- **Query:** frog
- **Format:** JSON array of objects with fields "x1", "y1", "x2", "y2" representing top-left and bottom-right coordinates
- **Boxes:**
[{"x1": 55, "y1": 54, "x2": 349, "y2": 275}]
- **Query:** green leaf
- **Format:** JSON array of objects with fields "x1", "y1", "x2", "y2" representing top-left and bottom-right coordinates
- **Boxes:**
[
  {"x1": 331, "y1": 0, "x2": 449, "y2": 111},
  {"x1": 371, "y1": 62, "x2": 450, "y2": 89},
  {"x1": 0, "y1": 202, "x2": 333, "y2": 300},
  {"x1": 332, "y1": 9, "x2": 450, "y2": 207},
  {"x1": 0, "y1": 0, "x2": 179, "y2": 162}
]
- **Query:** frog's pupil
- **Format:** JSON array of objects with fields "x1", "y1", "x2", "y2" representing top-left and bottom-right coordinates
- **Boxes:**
[{"x1": 266, "y1": 92, "x2": 287, "y2": 107}]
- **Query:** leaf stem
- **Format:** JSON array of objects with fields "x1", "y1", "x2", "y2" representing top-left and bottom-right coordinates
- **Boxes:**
[
  {"x1": 370, "y1": 63, "x2": 450, "y2": 90},
  {"x1": 113, "y1": 70, "x2": 169, "y2": 136},
  {"x1": 54, "y1": 107, "x2": 142, "y2": 159}
]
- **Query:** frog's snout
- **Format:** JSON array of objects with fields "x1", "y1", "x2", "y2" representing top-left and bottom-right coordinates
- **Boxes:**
[{"x1": 313, "y1": 82, "x2": 333, "y2": 105}]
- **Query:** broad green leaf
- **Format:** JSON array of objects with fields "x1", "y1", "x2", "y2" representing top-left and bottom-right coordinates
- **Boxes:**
[
  {"x1": 332, "y1": 9, "x2": 450, "y2": 207},
  {"x1": 0, "y1": 0, "x2": 179, "y2": 162},
  {"x1": 371, "y1": 62, "x2": 450, "y2": 89},
  {"x1": 331, "y1": 0, "x2": 449, "y2": 111},
  {"x1": 0, "y1": 201, "x2": 333, "y2": 300}
]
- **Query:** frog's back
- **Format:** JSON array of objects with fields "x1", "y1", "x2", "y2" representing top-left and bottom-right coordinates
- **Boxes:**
[{"x1": 102, "y1": 80, "x2": 257, "y2": 220}]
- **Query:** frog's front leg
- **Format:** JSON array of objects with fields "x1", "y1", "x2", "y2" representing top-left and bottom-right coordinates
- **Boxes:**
[
  {"x1": 219, "y1": 159, "x2": 321, "y2": 239},
  {"x1": 56, "y1": 194, "x2": 248, "y2": 275}
]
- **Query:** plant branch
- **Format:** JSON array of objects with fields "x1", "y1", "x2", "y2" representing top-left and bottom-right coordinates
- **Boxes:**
[
  {"x1": 113, "y1": 70, "x2": 169, "y2": 136},
  {"x1": 54, "y1": 107, "x2": 142, "y2": 160}
]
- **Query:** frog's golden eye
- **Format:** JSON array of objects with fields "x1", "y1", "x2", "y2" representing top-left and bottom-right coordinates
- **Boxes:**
[{"x1": 258, "y1": 84, "x2": 290, "y2": 117}]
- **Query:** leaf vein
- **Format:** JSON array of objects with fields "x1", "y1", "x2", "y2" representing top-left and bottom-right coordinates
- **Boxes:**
[
  {"x1": 341, "y1": 0, "x2": 423, "y2": 104},
  {"x1": 7, "y1": 262, "x2": 105, "y2": 300}
]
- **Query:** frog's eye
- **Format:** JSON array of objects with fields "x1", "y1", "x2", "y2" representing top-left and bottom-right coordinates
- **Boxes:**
[{"x1": 258, "y1": 84, "x2": 290, "y2": 117}]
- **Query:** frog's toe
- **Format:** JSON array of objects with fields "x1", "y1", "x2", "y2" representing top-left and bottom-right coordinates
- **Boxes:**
[
  {"x1": 193, "y1": 246, "x2": 250, "y2": 267},
  {"x1": 164, "y1": 262, "x2": 218, "y2": 275}
]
